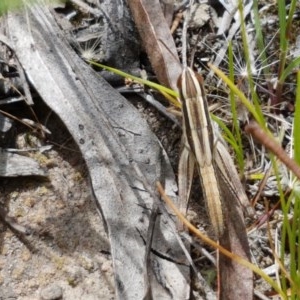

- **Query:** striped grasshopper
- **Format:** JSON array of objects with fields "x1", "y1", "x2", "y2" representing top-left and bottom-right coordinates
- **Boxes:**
[{"x1": 177, "y1": 67, "x2": 253, "y2": 237}]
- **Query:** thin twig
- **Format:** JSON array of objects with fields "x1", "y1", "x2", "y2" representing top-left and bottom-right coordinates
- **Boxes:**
[{"x1": 245, "y1": 121, "x2": 300, "y2": 181}]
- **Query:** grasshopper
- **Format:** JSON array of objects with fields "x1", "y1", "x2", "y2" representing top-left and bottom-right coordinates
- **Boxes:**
[{"x1": 177, "y1": 67, "x2": 253, "y2": 237}]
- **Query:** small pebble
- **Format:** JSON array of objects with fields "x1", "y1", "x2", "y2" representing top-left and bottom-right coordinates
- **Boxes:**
[{"x1": 40, "y1": 283, "x2": 63, "y2": 300}]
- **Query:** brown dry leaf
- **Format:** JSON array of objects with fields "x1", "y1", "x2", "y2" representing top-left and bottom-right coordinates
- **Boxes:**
[
  {"x1": 218, "y1": 181, "x2": 253, "y2": 300},
  {"x1": 127, "y1": 0, "x2": 182, "y2": 92}
]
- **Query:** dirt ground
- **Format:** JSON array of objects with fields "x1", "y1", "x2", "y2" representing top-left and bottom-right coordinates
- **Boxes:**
[{"x1": 0, "y1": 109, "x2": 115, "y2": 299}]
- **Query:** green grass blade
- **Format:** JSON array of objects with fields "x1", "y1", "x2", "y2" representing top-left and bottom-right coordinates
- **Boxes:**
[
  {"x1": 293, "y1": 71, "x2": 300, "y2": 164},
  {"x1": 0, "y1": 0, "x2": 27, "y2": 13},
  {"x1": 0, "y1": 0, "x2": 64, "y2": 14},
  {"x1": 276, "y1": 72, "x2": 300, "y2": 298},
  {"x1": 279, "y1": 57, "x2": 300, "y2": 84},
  {"x1": 252, "y1": 0, "x2": 270, "y2": 80},
  {"x1": 278, "y1": 0, "x2": 287, "y2": 77},
  {"x1": 238, "y1": 0, "x2": 263, "y2": 122},
  {"x1": 211, "y1": 115, "x2": 243, "y2": 162},
  {"x1": 228, "y1": 41, "x2": 244, "y2": 173},
  {"x1": 88, "y1": 61, "x2": 180, "y2": 107},
  {"x1": 290, "y1": 190, "x2": 300, "y2": 299},
  {"x1": 285, "y1": 0, "x2": 297, "y2": 45},
  {"x1": 276, "y1": 0, "x2": 297, "y2": 85},
  {"x1": 209, "y1": 63, "x2": 265, "y2": 127}
]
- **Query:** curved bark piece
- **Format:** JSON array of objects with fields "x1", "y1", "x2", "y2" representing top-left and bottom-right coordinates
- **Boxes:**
[
  {"x1": 6, "y1": 3, "x2": 189, "y2": 299},
  {"x1": 0, "y1": 151, "x2": 47, "y2": 177},
  {"x1": 218, "y1": 170, "x2": 253, "y2": 300},
  {"x1": 127, "y1": 0, "x2": 182, "y2": 92}
]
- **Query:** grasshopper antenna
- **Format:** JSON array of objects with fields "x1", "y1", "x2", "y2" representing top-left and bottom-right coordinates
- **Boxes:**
[
  {"x1": 158, "y1": 0, "x2": 193, "y2": 69},
  {"x1": 182, "y1": 0, "x2": 193, "y2": 68}
]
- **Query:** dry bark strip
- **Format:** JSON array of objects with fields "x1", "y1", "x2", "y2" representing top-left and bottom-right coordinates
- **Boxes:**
[
  {"x1": 5, "y1": 2, "x2": 189, "y2": 299},
  {"x1": 127, "y1": 0, "x2": 182, "y2": 92},
  {"x1": 0, "y1": 151, "x2": 47, "y2": 177},
  {"x1": 218, "y1": 172, "x2": 253, "y2": 300}
]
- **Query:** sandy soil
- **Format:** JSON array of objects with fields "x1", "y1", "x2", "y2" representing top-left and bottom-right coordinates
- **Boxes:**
[{"x1": 0, "y1": 111, "x2": 115, "y2": 300}]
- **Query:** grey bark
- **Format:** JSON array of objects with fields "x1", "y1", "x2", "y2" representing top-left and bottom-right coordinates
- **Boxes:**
[{"x1": 5, "y1": 2, "x2": 189, "y2": 299}]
